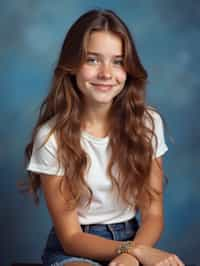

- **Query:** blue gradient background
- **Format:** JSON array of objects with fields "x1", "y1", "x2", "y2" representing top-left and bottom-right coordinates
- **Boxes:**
[{"x1": 0, "y1": 1, "x2": 199, "y2": 266}]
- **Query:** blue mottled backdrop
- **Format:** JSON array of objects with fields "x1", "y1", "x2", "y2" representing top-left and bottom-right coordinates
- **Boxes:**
[{"x1": 0, "y1": 1, "x2": 199, "y2": 266}]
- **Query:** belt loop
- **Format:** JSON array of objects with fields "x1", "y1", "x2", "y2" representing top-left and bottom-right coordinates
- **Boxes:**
[
  {"x1": 124, "y1": 220, "x2": 129, "y2": 232},
  {"x1": 83, "y1": 224, "x2": 90, "y2": 233},
  {"x1": 107, "y1": 224, "x2": 116, "y2": 240}
]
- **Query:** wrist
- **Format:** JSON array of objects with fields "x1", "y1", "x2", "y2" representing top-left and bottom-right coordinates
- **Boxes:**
[
  {"x1": 128, "y1": 244, "x2": 146, "y2": 260},
  {"x1": 116, "y1": 242, "x2": 140, "y2": 265},
  {"x1": 116, "y1": 241, "x2": 142, "y2": 255},
  {"x1": 117, "y1": 242, "x2": 144, "y2": 259},
  {"x1": 116, "y1": 241, "x2": 133, "y2": 255}
]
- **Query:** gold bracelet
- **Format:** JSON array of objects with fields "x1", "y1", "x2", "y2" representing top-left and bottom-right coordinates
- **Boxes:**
[{"x1": 117, "y1": 241, "x2": 133, "y2": 255}]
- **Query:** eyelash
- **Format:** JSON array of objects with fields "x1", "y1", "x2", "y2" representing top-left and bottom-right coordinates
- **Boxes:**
[
  {"x1": 86, "y1": 57, "x2": 123, "y2": 66},
  {"x1": 86, "y1": 57, "x2": 98, "y2": 64},
  {"x1": 113, "y1": 59, "x2": 123, "y2": 65}
]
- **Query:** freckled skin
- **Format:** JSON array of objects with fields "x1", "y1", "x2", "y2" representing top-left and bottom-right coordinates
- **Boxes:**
[{"x1": 76, "y1": 31, "x2": 127, "y2": 108}]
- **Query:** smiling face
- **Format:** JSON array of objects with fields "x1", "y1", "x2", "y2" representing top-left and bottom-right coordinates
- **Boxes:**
[{"x1": 76, "y1": 31, "x2": 127, "y2": 109}]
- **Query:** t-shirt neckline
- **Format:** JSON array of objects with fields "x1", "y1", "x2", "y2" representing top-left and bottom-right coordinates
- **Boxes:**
[{"x1": 81, "y1": 131, "x2": 109, "y2": 144}]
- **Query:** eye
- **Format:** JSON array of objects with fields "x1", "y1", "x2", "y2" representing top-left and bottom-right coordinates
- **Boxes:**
[
  {"x1": 113, "y1": 58, "x2": 124, "y2": 66},
  {"x1": 86, "y1": 56, "x2": 98, "y2": 64}
]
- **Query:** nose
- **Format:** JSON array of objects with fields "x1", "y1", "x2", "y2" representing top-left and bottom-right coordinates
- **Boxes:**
[{"x1": 98, "y1": 63, "x2": 112, "y2": 79}]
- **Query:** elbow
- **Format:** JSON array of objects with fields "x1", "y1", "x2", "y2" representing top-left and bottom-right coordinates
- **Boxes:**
[{"x1": 62, "y1": 231, "x2": 83, "y2": 255}]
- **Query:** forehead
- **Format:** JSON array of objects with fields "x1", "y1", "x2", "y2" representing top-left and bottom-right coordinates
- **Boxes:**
[{"x1": 86, "y1": 31, "x2": 123, "y2": 56}]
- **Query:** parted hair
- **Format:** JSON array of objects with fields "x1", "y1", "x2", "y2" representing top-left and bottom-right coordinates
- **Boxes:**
[{"x1": 23, "y1": 9, "x2": 161, "y2": 210}]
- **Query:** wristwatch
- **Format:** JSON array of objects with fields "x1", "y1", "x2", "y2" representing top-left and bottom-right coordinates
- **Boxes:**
[{"x1": 117, "y1": 241, "x2": 133, "y2": 255}]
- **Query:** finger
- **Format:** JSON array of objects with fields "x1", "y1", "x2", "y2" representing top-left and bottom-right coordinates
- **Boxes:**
[
  {"x1": 168, "y1": 255, "x2": 179, "y2": 266},
  {"x1": 158, "y1": 258, "x2": 171, "y2": 266},
  {"x1": 167, "y1": 255, "x2": 183, "y2": 266},
  {"x1": 174, "y1": 255, "x2": 185, "y2": 266},
  {"x1": 163, "y1": 258, "x2": 171, "y2": 266}
]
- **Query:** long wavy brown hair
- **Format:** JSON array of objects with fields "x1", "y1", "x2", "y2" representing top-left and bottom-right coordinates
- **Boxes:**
[{"x1": 22, "y1": 9, "x2": 161, "y2": 211}]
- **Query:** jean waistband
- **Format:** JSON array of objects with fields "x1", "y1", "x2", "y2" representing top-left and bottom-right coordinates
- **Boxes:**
[{"x1": 81, "y1": 217, "x2": 138, "y2": 232}]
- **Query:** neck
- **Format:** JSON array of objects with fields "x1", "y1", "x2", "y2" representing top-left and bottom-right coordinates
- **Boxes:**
[{"x1": 81, "y1": 102, "x2": 111, "y2": 133}]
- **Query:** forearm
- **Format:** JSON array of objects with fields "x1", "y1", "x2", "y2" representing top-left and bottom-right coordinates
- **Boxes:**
[
  {"x1": 132, "y1": 214, "x2": 164, "y2": 247},
  {"x1": 63, "y1": 231, "x2": 123, "y2": 261},
  {"x1": 62, "y1": 215, "x2": 163, "y2": 262}
]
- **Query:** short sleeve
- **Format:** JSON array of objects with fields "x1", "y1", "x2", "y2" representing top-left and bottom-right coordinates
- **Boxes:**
[
  {"x1": 147, "y1": 110, "x2": 168, "y2": 158},
  {"x1": 26, "y1": 122, "x2": 64, "y2": 176}
]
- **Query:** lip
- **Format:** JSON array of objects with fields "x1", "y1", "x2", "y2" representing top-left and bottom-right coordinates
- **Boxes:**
[{"x1": 91, "y1": 83, "x2": 115, "y2": 91}]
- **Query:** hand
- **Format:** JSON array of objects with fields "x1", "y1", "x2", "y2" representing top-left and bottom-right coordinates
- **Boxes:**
[
  {"x1": 131, "y1": 245, "x2": 185, "y2": 266},
  {"x1": 109, "y1": 253, "x2": 139, "y2": 266}
]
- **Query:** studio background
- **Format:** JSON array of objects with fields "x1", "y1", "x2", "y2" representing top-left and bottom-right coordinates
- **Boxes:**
[{"x1": 0, "y1": 1, "x2": 199, "y2": 266}]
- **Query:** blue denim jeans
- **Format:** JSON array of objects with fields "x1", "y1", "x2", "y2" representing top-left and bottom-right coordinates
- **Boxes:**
[{"x1": 42, "y1": 217, "x2": 139, "y2": 266}]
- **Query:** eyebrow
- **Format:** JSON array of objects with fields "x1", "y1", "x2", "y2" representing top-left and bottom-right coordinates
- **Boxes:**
[{"x1": 87, "y1": 52, "x2": 123, "y2": 58}]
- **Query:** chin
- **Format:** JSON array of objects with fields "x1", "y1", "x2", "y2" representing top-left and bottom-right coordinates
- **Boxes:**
[{"x1": 94, "y1": 97, "x2": 114, "y2": 104}]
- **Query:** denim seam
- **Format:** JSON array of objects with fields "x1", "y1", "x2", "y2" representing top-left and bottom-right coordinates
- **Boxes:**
[{"x1": 107, "y1": 224, "x2": 116, "y2": 240}]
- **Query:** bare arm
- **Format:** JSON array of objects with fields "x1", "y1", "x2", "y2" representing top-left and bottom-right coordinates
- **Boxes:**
[
  {"x1": 41, "y1": 174, "x2": 124, "y2": 261},
  {"x1": 127, "y1": 157, "x2": 185, "y2": 266},
  {"x1": 132, "y1": 157, "x2": 164, "y2": 247},
  {"x1": 41, "y1": 157, "x2": 164, "y2": 261}
]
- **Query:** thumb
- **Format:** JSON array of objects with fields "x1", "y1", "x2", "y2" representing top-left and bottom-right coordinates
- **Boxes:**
[{"x1": 109, "y1": 263, "x2": 117, "y2": 266}]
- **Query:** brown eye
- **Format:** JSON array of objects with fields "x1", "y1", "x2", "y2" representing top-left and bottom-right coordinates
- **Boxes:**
[
  {"x1": 113, "y1": 59, "x2": 123, "y2": 66},
  {"x1": 86, "y1": 57, "x2": 98, "y2": 64}
]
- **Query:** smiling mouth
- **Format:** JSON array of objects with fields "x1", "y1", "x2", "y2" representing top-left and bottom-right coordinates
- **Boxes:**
[{"x1": 91, "y1": 83, "x2": 115, "y2": 91}]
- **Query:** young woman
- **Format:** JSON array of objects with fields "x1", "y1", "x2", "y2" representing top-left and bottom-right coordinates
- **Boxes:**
[{"x1": 25, "y1": 9, "x2": 184, "y2": 266}]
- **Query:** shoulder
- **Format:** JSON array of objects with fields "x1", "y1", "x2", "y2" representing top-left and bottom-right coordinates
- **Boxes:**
[
  {"x1": 144, "y1": 106, "x2": 164, "y2": 131},
  {"x1": 34, "y1": 117, "x2": 57, "y2": 149},
  {"x1": 145, "y1": 106, "x2": 168, "y2": 157},
  {"x1": 27, "y1": 116, "x2": 64, "y2": 175}
]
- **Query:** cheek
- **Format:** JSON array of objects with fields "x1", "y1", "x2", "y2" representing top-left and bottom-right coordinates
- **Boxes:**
[
  {"x1": 77, "y1": 66, "x2": 96, "y2": 82},
  {"x1": 116, "y1": 69, "x2": 127, "y2": 84}
]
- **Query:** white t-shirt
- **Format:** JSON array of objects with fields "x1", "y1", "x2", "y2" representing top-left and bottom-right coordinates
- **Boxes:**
[{"x1": 27, "y1": 110, "x2": 168, "y2": 225}]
